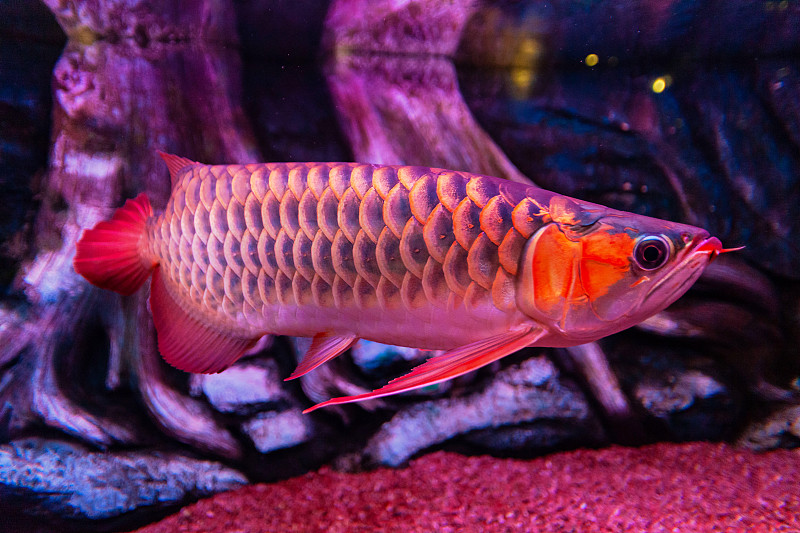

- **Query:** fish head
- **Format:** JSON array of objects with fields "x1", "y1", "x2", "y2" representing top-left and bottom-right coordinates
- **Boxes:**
[{"x1": 516, "y1": 195, "x2": 731, "y2": 343}]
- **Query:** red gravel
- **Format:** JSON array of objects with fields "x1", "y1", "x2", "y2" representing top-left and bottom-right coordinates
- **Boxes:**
[{"x1": 135, "y1": 443, "x2": 800, "y2": 532}]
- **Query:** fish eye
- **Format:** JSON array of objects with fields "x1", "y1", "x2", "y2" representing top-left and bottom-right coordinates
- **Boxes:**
[{"x1": 633, "y1": 235, "x2": 671, "y2": 270}]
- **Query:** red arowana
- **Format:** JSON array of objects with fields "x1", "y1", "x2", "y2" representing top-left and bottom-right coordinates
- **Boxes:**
[{"x1": 74, "y1": 153, "x2": 735, "y2": 412}]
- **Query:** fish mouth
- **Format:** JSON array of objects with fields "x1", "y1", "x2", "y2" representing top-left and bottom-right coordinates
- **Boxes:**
[
  {"x1": 694, "y1": 236, "x2": 723, "y2": 258},
  {"x1": 662, "y1": 234, "x2": 741, "y2": 276},
  {"x1": 638, "y1": 235, "x2": 738, "y2": 313},
  {"x1": 652, "y1": 236, "x2": 718, "y2": 286},
  {"x1": 692, "y1": 236, "x2": 744, "y2": 262}
]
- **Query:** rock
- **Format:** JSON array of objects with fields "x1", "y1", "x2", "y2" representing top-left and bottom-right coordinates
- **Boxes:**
[
  {"x1": 738, "y1": 405, "x2": 800, "y2": 451},
  {"x1": 0, "y1": 438, "x2": 246, "y2": 531},
  {"x1": 350, "y1": 340, "x2": 438, "y2": 376},
  {"x1": 241, "y1": 410, "x2": 314, "y2": 454},
  {"x1": 618, "y1": 346, "x2": 741, "y2": 441},
  {"x1": 462, "y1": 421, "x2": 597, "y2": 455},
  {"x1": 635, "y1": 370, "x2": 728, "y2": 417},
  {"x1": 363, "y1": 356, "x2": 601, "y2": 467},
  {"x1": 190, "y1": 360, "x2": 289, "y2": 415}
]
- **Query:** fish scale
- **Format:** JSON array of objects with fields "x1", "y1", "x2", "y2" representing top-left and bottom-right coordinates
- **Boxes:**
[
  {"x1": 150, "y1": 162, "x2": 528, "y2": 334},
  {"x1": 75, "y1": 152, "x2": 727, "y2": 410}
]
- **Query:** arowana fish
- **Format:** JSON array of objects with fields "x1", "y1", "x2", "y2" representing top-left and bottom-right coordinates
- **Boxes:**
[{"x1": 74, "y1": 153, "x2": 737, "y2": 412}]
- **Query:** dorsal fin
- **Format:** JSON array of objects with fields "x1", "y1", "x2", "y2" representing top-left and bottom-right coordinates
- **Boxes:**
[{"x1": 158, "y1": 151, "x2": 196, "y2": 188}]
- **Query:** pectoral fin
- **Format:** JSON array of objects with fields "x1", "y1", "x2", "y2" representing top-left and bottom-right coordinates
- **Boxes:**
[
  {"x1": 303, "y1": 326, "x2": 544, "y2": 413},
  {"x1": 286, "y1": 333, "x2": 358, "y2": 380}
]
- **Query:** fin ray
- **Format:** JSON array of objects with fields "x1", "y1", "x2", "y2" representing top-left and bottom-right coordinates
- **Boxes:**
[
  {"x1": 150, "y1": 267, "x2": 260, "y2": 373},
  {"x1": 158, "y1": 151, "x2": 196, "y2": 187},
  {"x1": 303, "y1": 326, "x2": 544, "y2": 413},
  {"x1": 73, "y1": 193, "x2": 154, "y2": 295},
  {"x1": 286, "y1": 333, "x2": 358, "y2": 380}
]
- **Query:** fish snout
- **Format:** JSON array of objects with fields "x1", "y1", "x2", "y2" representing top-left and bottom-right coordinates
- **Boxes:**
[{"x1": 691, "y1": 236, "x2": 743, "y2": 262}]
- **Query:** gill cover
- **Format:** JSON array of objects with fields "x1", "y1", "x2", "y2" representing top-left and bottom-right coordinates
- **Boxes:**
[
  {"x1": 519, "y1": 222, "x2": 643, "y2": 333},
  {"x1": 515, "y1": 193, "x2": 665, "y2": 336}
]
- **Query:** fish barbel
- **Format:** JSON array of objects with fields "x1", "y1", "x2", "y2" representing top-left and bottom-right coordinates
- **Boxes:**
[{"x1": 74, "y1": 153, "x2": 735, "y2": 412}]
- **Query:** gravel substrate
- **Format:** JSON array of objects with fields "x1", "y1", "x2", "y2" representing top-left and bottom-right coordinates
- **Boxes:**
[{"x1": 135, "y1": 442, "x2": 800, "y2": 532}]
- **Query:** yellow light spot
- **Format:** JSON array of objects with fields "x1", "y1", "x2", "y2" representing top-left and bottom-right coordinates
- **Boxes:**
[
  {"x1": 518, "y1": 38, "x2": 541, "y2": 63},
  {"x1": 652, "y1": 75, "x2": 673, "y2": 94},
  {"x1": 509, "y1": 37, "x2": 541, "y2": 99},
  {"x1": 72, "y1": 25, "x2": 99, "y2": 45},
  {"x1": 585, "y1": 54, "x2": 599, "y2": 67},
  {"x1": 510, "y1": 67, "x2": 535, "y2": 97}
]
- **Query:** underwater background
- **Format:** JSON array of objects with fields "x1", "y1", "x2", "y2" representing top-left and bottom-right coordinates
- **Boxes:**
[{"x1": 1, "y1": 0, "x2": 799, "y2": 530}]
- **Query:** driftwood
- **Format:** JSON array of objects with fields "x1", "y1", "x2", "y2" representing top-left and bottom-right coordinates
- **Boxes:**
[{"x1": 2, "y1": 0, "x2": 261, "y2": 457}]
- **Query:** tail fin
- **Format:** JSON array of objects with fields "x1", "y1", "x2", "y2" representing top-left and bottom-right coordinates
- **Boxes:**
[{"x1": 73, "y1": 193, "x2": 156, "y2": 295}]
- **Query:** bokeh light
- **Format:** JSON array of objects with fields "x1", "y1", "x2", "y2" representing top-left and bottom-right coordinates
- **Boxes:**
[{"x1": 652, "y1": 75, "x2": 673, "y2": 93}]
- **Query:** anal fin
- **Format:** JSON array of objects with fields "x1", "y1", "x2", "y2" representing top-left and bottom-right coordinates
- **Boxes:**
[
  {"x1": 150, "y1": 267, "x2": 260, "y2": 373},
  {"x1": 303, "y1": 326, "x2": 544, "y2": 413},
  {"x1": 286, "y1": 333, "x2": 358, "y2": 380}
]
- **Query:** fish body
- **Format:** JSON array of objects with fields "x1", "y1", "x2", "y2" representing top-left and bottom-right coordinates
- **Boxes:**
[
  {"x1": 74, "y1": 153, "x2": 729, "y2": 411},
  {"x1": 149, "y1": 160, "x2": 528, "y2": 350}
]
